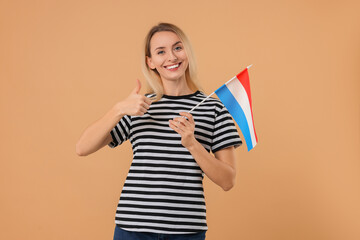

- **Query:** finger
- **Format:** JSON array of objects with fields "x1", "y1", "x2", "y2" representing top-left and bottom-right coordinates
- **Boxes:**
[
  {"x1": 132, "y1": 79, "x2": 142, "y2": 94},
  {"x1": 136, "y1": 106, "x2": 148, "y2": 115},
  {"x1": 169, "y1": 120, "x2": 184, "y2": 134},
  {"x1": 141, "y1": 106, "x2": 148, "y2": 113},
  {"x1": 144, "y1": 97, "x2": 152, "y2": 106},
  {"x1": 170, "y1": 119, "x2": 185, "y2": 130},
  {"x1": 141, "y1": 95, "x2": 152, "y2": 105},
  {"x1": 135, "y1": 96, "x2": 151, "y2": 109},
  {"x1": 136, "y1": 96, "x2": 150, "y2": 109},
  {"x1": 172, "y1": 117, "x2": 188, "y2": 127},
  {"x1": 141, "y1": 102, "x2": 150, "y2": 110},
  {"x1": 179, "y1": 112, "x2": 194, "y2": 124},
  {"x1": 174, "y1": 116, "x2": 191, "y2": 126}
]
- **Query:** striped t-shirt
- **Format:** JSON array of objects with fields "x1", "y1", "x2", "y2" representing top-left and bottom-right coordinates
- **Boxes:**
[{"x1": 108, "y1": 90, "x2": 242, "y2": 234}]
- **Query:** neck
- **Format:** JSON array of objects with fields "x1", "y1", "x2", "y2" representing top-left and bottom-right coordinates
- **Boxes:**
[{"x1": 161, "y1": 76, "x2": 193, "y2": 96}]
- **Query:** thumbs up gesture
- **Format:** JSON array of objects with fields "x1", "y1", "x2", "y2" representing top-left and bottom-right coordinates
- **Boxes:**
[
  {"x1": 132, "y1": 78, "x2": 142, "y2": 95},
  {"x1": 117, "y1": 79, "x2": 152, "y2": 116}
]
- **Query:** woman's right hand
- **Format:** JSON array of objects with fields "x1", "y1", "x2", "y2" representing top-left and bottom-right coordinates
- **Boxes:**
[
  {"x1": 76, "y1": 79, "x2": 151, "y2": 156},
  {"x1": 115, "y1": 79, "x2": 152, "y2": 116}
]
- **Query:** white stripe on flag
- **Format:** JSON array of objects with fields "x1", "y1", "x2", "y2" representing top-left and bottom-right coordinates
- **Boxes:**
[{"x1": 227, "y1": 78, "x2": 257, "y2": 148}]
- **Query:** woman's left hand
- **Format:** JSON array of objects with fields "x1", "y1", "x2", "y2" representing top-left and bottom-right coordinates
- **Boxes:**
[{"x1": 169, "y1": 112, "x2": 197, "y2": 149}]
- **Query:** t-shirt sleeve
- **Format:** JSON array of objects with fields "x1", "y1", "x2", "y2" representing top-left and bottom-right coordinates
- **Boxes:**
[
  {"x1": 211, "y1": 106, "x2": 242, "y2": 153},
  {"x1": 108, "y1": 115, "x2": 131, "y2": 148}
]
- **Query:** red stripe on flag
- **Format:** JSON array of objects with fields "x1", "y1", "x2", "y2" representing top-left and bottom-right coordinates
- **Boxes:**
[
  {"x1": 236, "y1": 69, "x2": 252, "y2": 108},
  {"x1": 236, "y1": 68, "x2": 258, "y2": 142}
]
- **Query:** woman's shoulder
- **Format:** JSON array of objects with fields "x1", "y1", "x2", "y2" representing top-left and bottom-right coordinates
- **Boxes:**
[{"x1": 196, "y1": 91, "x2": 223, "y2": 104}]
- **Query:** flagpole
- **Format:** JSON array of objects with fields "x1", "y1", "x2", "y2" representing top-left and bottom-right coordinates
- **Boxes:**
[
  {"x1": 188, "y1": 92, "x2": 215, "y2": 113},
  {"x1": 188, "y1": 64, "x2": 252, "y2": 114}
]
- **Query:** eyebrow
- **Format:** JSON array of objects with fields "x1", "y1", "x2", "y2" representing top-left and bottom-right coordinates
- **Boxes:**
[{"x1": 154, "y1": 41, "x2": 182, "y2": 51}]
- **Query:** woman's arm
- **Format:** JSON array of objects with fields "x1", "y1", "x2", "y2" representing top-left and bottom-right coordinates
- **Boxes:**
[
  {"x1": 169, "y1": 112, "x2": 237, "y2": 191},
  {"x1": 75, "y1": 106, "x2": 124, "y2": 156},
  {"x1": 76, "y1": 79, "x2": 152, "y2": 156},
  {"x1": 187, "y1": 141, "x2": 236, "y2": 191}
]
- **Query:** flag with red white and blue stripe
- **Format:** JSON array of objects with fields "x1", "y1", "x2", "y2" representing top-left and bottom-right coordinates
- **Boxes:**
[{"x1": 215, "y1": 68, "x2": 258, "y2": 151}]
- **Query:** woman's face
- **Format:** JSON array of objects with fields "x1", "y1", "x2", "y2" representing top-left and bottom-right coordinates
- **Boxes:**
[{"x1": 147, "y1": 31, "x2": 189, "y2": 83}]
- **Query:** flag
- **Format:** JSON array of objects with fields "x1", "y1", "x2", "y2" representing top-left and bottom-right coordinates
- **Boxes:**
[{"x1": 215, "y1": 68, "x2": 258, "y2": 151}]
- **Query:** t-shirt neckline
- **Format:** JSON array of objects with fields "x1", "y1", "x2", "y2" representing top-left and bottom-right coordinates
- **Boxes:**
[{"x1": 162, "y1": 90, "x2": 200, "y2": 99}]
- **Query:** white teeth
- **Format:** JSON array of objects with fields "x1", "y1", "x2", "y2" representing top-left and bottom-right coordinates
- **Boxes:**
[{"x1": 166, "y1": 64, "x2": 179, "y2": 69}]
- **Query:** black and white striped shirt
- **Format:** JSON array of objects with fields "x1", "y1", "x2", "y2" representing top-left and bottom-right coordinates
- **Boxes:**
[{"x1": 108, "y1": 91, "x2": 242, "y2": 234}]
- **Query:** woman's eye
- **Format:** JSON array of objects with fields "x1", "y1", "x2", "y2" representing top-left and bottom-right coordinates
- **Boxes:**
[
  {"x1": 157, "y1": 51, "x2": 165, "y2": 55},
  {"x1": 175, "y1": 46, "x2": 182, "y2": 51}
]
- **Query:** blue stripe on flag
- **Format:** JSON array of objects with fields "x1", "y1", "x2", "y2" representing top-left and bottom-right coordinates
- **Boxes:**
[{"x1": 215, "y1": 84, "x2": 254, "y2": 151}]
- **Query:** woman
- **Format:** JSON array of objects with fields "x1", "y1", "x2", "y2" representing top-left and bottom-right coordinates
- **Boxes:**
[{"x1": 76, "y1": 22, "x2": 242, "y2": 240}]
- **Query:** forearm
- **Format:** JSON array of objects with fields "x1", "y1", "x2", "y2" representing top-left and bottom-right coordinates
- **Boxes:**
[
  {"x1": 76, "y1": 104, "x2": 124, "y2": 156},
  {"x1": 187, "y1": 141, "x2": 236, "y2": 191},
  {"x1": 76, "y1": 80, "x2": 152, "y2": 156}
]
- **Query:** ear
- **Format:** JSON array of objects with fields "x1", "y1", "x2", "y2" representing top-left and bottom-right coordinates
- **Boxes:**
[{"x1": 146, "y1": 56, "x2": 155, "y2": 70}]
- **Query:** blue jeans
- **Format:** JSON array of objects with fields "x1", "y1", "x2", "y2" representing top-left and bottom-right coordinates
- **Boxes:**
[{"x1": 113, "y1": 225, "x2": 206, "y2": 240}]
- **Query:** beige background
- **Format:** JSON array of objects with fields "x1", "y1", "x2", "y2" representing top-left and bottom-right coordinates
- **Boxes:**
[{"x1": 1, "y1": 0, "x2": 359, "y2": 239}]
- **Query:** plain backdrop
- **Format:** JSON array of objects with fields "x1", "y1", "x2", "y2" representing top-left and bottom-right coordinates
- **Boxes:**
[{"x1": 1, "y1": 0, "x2": 359, "y2": 239}]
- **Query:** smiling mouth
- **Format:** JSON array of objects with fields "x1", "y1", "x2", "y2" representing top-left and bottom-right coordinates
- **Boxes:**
[{"x1": 164, "y1": 62, "x2": 182, "y2": 70}]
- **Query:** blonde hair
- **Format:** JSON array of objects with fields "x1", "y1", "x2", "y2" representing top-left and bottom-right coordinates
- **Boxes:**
[{"x1": 141, "y1": 22, "x2": 202, "y2": 101}]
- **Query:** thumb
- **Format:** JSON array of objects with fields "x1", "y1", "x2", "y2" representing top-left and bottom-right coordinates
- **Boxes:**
[{"x1": 132, "y1": 79, "x2": 141, "y2": 94}]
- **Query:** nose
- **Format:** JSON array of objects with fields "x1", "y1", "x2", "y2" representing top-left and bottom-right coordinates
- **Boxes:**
[{"x1": 167, "y1": 50, "x2": 178, "y2": 61}]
